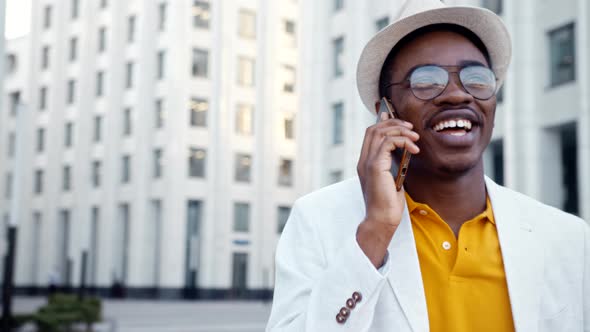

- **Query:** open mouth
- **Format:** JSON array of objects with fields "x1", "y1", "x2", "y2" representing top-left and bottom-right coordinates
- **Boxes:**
[{"x1": 432, "y1": 118, "x2": 473, "y2": 137}]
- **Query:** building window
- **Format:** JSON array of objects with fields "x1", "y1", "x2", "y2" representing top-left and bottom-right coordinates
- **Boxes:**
[
  {"x1": 333, "y1": 37, "x2": 344, "y2": 77},
  {"x1": 283, "y1": 65, "x2": 296, "y2": 93},
  {"x1": 5, "y1": 54, "x2": 17, "y2": 74},
  {"x1": 121, "y1": 155, "x2": 131, "y2": 183},
  {"x1": 235, "y1": 154, "x2": 252, "y2": 183},
  {"x1": 41, "y1": 46, "x2": 50, "y2": 69},
  {"x1": 190, "y1": 98, "x2": 208, "y2": 127},
  {"x1": 34, "y1": 169, "x2": 43, "y2": 194},
  {"x1": 236, "y1": 104, "x2": 254, "y2": 136},
  {"x1": 284, "y1": 20, "x2": 296, "y2": 47},
  {"x1": 277, "y1": 206, "x2": 291, "y2": 233},
  {"x1": 482, "y1": 0, "x2": 503, "y2": 15},
  {"x1": 496, "y1": 84, "x2": 504, "y2": 103},
  {"x1": 100, "y1": 0, "x2": 107, "y2": 9},
  {"x1": 549, "y1": 23, "x2": 575, "y2": 87},
  {"x1": 155, "y1": 99, "x2": 165, "y2": 128},
  {"x1": 113, "y1": 203, "x2": 130, "y2": 283},
  {"x1": 123, "y1": 108, "x2": 132, "y2": 136},
  {"x1": 231, "y1": 253, "x2": 248, "y2": 294},
  {"x1": 193, "y1": 1, "x2": 211, "y2": 28},
  {"x1": 37, "y1": 128, "x2": 45, "y2": 152},
  {"x1": 127, "y1": 15, "x2": 136, "y2": 43},
  {"x1": 98, "y1": 27, "x2": 107, "y2": 52},
  {"x1": 96, "y1": 71, "x2": 104, "y2": 97},
  {"x1": 71, "y1": 0, "x2": 79, "y2": 19},
  {"x1": 43, "y1": 5, "x2": 52, "y2": 29},
  {"x1": 57, "y1": 210, "x2": 71, "y2": 284},
  {"x1": 191, "y1": 48, "x2": 209, "y2": 78},
  {"x1": 63, "y1": 165, "x2": 72, "y2": 191},
  {"x1": 334, "y1": 0, "x2": 344, "y2": 11},
  {"x1": 39, "y1": 87, "x2": 48, "y2": 110},
  {"x1": 238, "y1": 9, "x2": 256, "y2": 39},
  {"x1": 284, "y1": 113, "x2": 295, "y2": 140},
  {"x1": 92, "y1": 160, "x2": 101, "y2": 187},
  {"x1": 65, "y1": 122, "x2": 74, "y2": 147},
  {"x1": 89, "y1": 206, "x2": 100, "y2": 285},
  {"x1": 278, "y1": 158, "x2": 293, "y2": 186},
  {"x1": 69, "y1": 37, "x2": 78, "y2": 62},
  {"x1": 376, "y1": 16, "x2": 389, "y2": 31},
  {"x1": 7, "y1": 132, "x2": 15, "y2": 157},
  {"x1": 5, "y1": 173, "x2": 12, "y2": 199},
  {"x1": 185, "y1": 200, "x2": 202, "y2": 288},
  {"x1": 158, "y1": 3, "x2": 166, "y2": 31},
  {"x1": 157, "y1": 50, "x2": 165, "y2": 79},
  {"x1": 237, "y1": 57, "x2": 255, "y2": 86},
  {"x1": 94, "y1": 115, "x2": 102, "y2": 142},
  {"x1": 9, "y1": 91, "x2": 21, "y2": 115},
  {"x1": 67, "y1": 79, "x2": 76, "y2": 104},
  {"x1": 329, "y1": 170, "x2": 343, "y2": 183},
  {"x1": 125, "y1": 62, "x2": 134, "y2": 89},
  {"x1": 188, "y1": 148, "x2": 206, "y2": 178},
  {"x1": 332, "y1": 102, "x2": 344, "y2": 144},
  {"x1": 233, "y1": 202, "x2": 250, "y2": 232},
  {"x1": 153, "y1": 149, "x2": 163, "y2": 178}
]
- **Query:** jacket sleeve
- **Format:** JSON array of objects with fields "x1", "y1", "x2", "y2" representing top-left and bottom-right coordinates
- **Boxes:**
[
  {"x1": 584, "y1": 222, "x2": 589, "y2": 332},
  {"x1": 265, "y1": 201, "x2": 392, "y2": 332}
]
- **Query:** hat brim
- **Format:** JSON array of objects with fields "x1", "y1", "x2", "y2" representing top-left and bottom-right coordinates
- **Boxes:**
[{"x1": 356, "y1": 6, "x2": 511, "y2": 114}]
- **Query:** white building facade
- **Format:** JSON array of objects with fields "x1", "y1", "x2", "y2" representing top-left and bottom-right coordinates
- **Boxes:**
[
  {"x1": 1, "y1": 0, "x2": 302, "y2": 299},
  {"x1": 300, "y1": 0, "x2": 590, "y2": 222}
]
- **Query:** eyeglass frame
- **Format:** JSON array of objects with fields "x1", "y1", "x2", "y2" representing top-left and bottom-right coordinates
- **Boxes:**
[{"x1": 381, "y1": 64, "x2": 499, "y2": 101}]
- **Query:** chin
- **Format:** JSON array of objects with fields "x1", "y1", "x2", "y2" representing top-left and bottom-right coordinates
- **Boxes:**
[{"x1": 433, "y1": 154, "x2": 483, "y2": 177}]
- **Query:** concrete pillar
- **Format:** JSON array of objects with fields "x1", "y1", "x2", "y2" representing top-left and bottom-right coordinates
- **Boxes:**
[{"x1": 577, "y1": 0, "x2": 590, "y2": 222}]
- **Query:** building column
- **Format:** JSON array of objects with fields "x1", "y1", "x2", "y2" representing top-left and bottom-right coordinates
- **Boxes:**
[{"x1": 577, "y1": 0, "x2": 590, "y2": 222}]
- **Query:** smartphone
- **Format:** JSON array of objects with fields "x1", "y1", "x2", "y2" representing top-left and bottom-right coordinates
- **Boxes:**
[{"x1": 375, "y1": 97, "x2": 412, "y2": 191}]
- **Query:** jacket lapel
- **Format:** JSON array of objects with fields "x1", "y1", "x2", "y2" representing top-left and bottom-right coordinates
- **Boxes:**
[
  {"x1": 386, "y1": 202, "x2": 429, "y2": 332},
  {"x1": 486, "y1": 177, "x2": 544, "y2": 332}
]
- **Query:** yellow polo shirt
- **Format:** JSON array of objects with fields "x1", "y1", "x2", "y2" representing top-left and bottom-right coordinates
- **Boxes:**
[{"x1": 406, "y1": 193, "x2": 515, "y2": 332}]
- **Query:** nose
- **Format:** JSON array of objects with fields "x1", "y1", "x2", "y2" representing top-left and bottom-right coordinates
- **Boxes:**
[{"x1": 432, "y1": 72, "x2": 473, "y2": 105}]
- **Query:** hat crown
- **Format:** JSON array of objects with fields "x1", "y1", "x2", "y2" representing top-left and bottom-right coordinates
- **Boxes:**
[{"x1": 397, "y1": 0, "x2": 446, "y2": 21}]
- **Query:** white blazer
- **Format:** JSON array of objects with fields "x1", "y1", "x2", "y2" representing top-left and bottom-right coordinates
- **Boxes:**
[{"x1": 266, "y1": 177, "x2": 590, "y2": 332}]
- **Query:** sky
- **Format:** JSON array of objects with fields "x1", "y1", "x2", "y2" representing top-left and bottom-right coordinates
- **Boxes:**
[{"x1": 4, "y1": 0, "x2": 32, "y2": 39}]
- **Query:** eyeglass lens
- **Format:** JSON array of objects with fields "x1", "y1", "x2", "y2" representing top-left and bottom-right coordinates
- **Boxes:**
[{"x1": 409, "y1": 65, "x2": 496, "y2": 100}]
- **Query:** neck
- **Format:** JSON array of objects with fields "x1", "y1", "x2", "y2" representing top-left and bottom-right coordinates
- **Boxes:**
[{"x1": 404, "y1": 161, "x2": 487, "y2": 234}]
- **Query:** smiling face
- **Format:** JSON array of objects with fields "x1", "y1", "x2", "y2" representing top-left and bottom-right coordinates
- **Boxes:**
[{"x1": 382, "y1": 29, "x2": 497, "y2": 177}]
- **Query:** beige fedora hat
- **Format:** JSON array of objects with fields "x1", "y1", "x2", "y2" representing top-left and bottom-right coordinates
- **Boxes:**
[{"x1": 356, "y1": 0, "x2": 511, "y2": 114}]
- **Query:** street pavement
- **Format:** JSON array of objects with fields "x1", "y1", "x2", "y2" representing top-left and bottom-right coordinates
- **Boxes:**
[{"x1": 12, "y1": 297, "x2": 273, "y2": 332}]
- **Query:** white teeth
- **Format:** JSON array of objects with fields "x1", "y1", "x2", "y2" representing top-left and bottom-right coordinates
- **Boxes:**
[
  {"x1": 433, "y1": 118, "x2": 473, "y2": 132},
  {"x1": 449, "y1": 120, "x2": 457, "y2": 128}
]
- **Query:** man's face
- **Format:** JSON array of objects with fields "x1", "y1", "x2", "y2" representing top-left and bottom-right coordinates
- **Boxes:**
[{"x1": 384, "y1": 30, "x2": 496, "y2": 176}]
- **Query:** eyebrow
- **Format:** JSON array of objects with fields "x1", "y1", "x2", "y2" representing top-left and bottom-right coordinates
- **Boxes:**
[{"x1": 400, "y1": 60, "x2": 489, "y2": 79}]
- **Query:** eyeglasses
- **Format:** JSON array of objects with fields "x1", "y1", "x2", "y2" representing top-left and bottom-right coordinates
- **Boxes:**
[{"x1": 383, "y1": 65, "x2": 497, "y2": 101}]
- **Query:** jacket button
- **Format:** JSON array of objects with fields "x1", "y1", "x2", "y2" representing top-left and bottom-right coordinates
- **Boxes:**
[
  {"x1": 336, "y1": 313, "x2": 346, "y2": 324},
  {"x1": 352, "y1": 291, "x2": 362, "y2": 303},
  {"x1": 339, "y1": 307, "x2": 350, "y2": 317},
  {"x1": 346, "y1": 298, "x2": 356, "y2": 309}
]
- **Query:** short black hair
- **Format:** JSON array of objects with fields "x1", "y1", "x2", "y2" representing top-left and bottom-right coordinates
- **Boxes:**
[{"x1": 378, "y1": 23, "x2": 491, "y2": 98}]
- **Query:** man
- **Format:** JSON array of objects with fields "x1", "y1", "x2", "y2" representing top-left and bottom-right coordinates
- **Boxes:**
[{"x1": 266, "y1": 1, "x2": 589, "y2": 331}]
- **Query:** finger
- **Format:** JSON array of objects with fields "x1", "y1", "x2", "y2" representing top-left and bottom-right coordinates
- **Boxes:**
[
  {"x1": 367, "y1": 125, "x2": 419, "y2": 159},
  {"x1": 379, "y1": 136, "x2": 421, "y2": 155}
]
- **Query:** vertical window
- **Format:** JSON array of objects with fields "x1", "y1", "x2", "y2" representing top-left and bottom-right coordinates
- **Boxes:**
[
  {"x1": 69, "y1": 37, "x2": 78, "y2": 62},
  {"x1": 329, "y1": 170, "x2": 343, "y2": 183},
  {"x1": 185, "y1": 200, "x2": 202, "y2": 288},
  {"x1": 71, "y1": 0, "x2": 79, "y2": 19},
  {"x1": 123, "y1": 108, "x2": 132, "y2": 135},
  {"x1": 7, "y1": 132, "x2": 15, "y2": 157},
  {"x1": 237, "y1": 57, "x2": 255, "y2": 86},
  {"x1": 92, "y1": 160, "x2": 101, "y2": 187},
  {"x1": 67, "y1": 79, "x2": 76, "y2": 104},
  {"x1": 283, "y1": 65, "x2": 296, "y2": 93},
  {"x1": 62, "y1": 165, "x2": 72, "y2": 191},
  {"x1": 5, "y1": 173, "x2": 12, "y2": 199},
  {"x1": 57, "y1": 210, "x2": 71, "y2": 284},
  {"x1": 233, "y1": 202, "x2": 250, "y2": 232},
  {"x1": 125, "y1": 62, "x2": 134, "y2": 89},
  {"x1": 41, "y1": 46, "x2": 50, "y2": 69},
  {"x1": 191, "y1": 49, "x2": 209, "y2": 77},
  {"x1": 113, "y1": 204, "x2": 130, "y2": 283},
  {"x1": 127, "y1": 15, "x2": 136, "y2": 43},
  {"x1": 188, "y1": 148, "x2": 206, "y2": 178},
  {"x1": 334, "y1": 0, "x2": 344, "y2": 11},
  {"x1": 157, "y1": 50, "x2": 165, "y2": 79},
  {"x1": 39, "y1": 86, "x2": 47, "y2": 110},
  {"x1": 375, "y1": 16, "x2": 389, "y2": 31},
  {"x1": 98, "y1": 27, "x2": 107, "y2": 52},
  {"x1": 278, "y1": 158, "x2": 293, "y2": 186},
  {"x1": 100, "y1": 0, "x2": 107, "y2": 9},
  {"x1": 153, "y1": 149, "x2": 163, "y2": 178},
  {"x1": 497, "y1": 85, "x2": 505, "y2": 103},
  {"x1": 277, "y1": 206, "x2": 291, "y2": 233},
  {"x1": 284, "y1": 113, "x2": 295, "y2": 140},
  {"x1": 37, "y1": 128, "x2": 45, "y2": 152},
  {"x1": 231, "y1": 253, "x2": 248, "y2": 294},
  {"x1": 482, "y1": 0, "x2": 503, "y2": 15},
  {"x1": 9, "y1": 91, "x2": 21, "y2": 115},
  {"x1": 31, "y1": 212, "x2": 42, "y2": 283},
  {"x1": 89, "y1": 207, "x2": 100, "y2": 285},
  {"x1": 34, "y1": 170, "x2": 44, "y2": 194},
  {"x1": 236, "y1": 104, "x2": 254, "y2": 136},
  {"x1": 155, "y1": 99, "x2": 165, "y2": 128},
  {"x1": 121, "y1": 155, "x2": 131, "y2": 183},
  {"x1": 549, "y1": 23, "x2": 576, "y2": 86},
  {"x1": 333, "y1": 37, "x2": 344, "y2": 77},
  {"x1": 94, "y1": 115, "x2": 102, "y2": 142},
  {"x1": 158, "y1": 3, "x2": 167, "y2": 31},
  {"x1": 190, "y1": 98, "x2": 208, "y2": 127},
  {"x1": 284, "y1": 20, "x2": 296, "y2": 47},
  {"x1": 65, "y1": 122, "x2": 74, "y2": 147},
  {"x1": 193, "y1": 1, "x2": 211, "y2": 28},
  {"x1": 149, "y1": 200, "x2": 162, "y2": 285},
  {"x1": 96, "y1": 71, "x2": 104, "y2": 97},
  {"x1": 235, "y1": 153, "x2": 252, "y2": 183},
  {"x1": 332, "y1": 102, "x2": 344, "y2": 145},
  {"x1": 238, "y1": 9, "x2": 256, "y2": 39},
  {"x1": 43, "y1": 5, "x2": 52, "y2": 29}
]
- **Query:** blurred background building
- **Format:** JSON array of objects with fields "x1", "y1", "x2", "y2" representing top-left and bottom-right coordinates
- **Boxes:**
[{"x1": 1, "y1": 0, "x2": 589, "y2": 300}]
